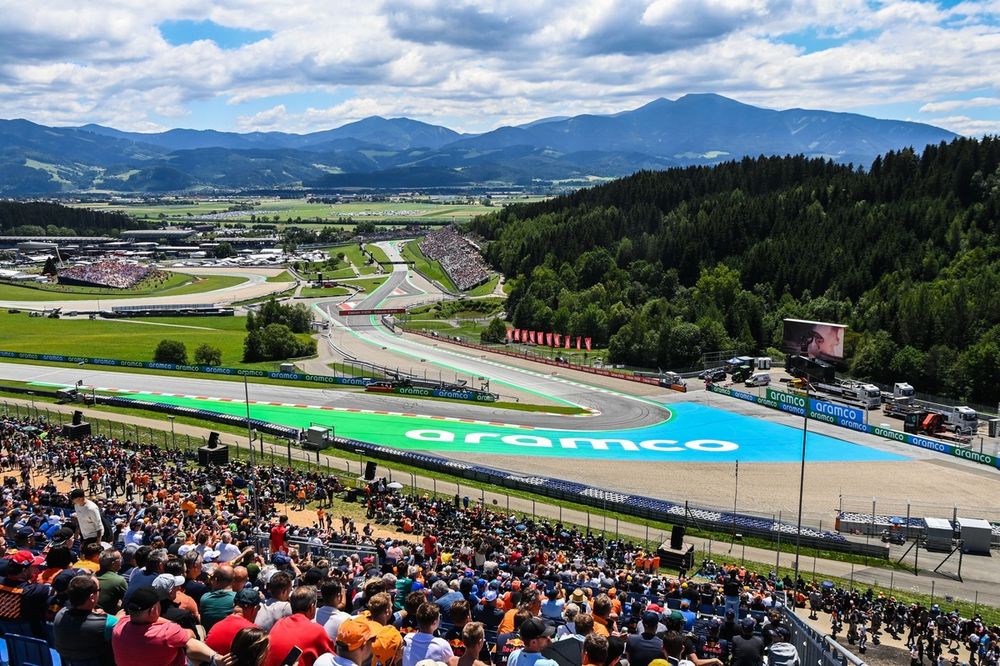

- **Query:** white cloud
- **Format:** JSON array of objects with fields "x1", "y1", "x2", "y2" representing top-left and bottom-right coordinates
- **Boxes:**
[
  {"x1": 0, "y1": 0, "x2": 998, "y2": 134},
  {"x1": 926, "y1": 115, "x2": 1000, "y2": 135},
  {"x1": 919, "y1": 97, "x2": 1000, "y2": 113}
]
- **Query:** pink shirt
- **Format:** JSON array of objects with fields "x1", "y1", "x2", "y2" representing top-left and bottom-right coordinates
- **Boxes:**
[{"x1": 112, "y1": 617, "x2": 189, "y2": 666}]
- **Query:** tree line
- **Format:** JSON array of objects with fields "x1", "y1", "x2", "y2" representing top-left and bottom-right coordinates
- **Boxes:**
[
  {"x1": 0, "y1": 201, "x2": 152, "y2": 236},
  {"x1": 469, "y1": 137, "x2": 1000, "y2": 404}
]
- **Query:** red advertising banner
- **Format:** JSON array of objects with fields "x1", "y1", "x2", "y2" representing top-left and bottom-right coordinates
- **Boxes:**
[
  {"x1": 585, "y1": 337, "x2": 592, "y2": 351},
  {"x1": 506, "y1": 328, "x2": 513, "y2": 340},
  {"x1": 564, "y1": 335, "x2": 570, "y2": 349},
  {"x1": 546, "y1": 332, "x2": 553, "y2": 346},
  {"x1": 576, "y1": 336, "x2": 582, "y2": 350},
  {"x1": 555, "y1": 333, "x2": 561, "y2": 347},
  {"x1": 514, "y1": 329, "x2": 520, "y2": 342},
  {"x1": 529, "y1": 331, "x2": 535, "y2": 344}
]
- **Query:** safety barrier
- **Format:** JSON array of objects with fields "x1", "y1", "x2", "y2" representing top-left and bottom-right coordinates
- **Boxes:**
[
  {"x1": 403, "y1": 331, "x2": 686, "y2": 391},
  {"x1": 781, "y1": 605, "x2": 867, "y2": 666},
  {"x1": 0, "y1": 350, "x2": 379, "y2": 388},
  {"x1": 708, "y1": 383, "x2": 999, "y2": 470}
]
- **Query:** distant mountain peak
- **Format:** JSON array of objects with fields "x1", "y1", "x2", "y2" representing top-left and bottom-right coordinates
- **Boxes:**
[{"x1": 0, "y1": 95, "x2": 958, "y2": 195}]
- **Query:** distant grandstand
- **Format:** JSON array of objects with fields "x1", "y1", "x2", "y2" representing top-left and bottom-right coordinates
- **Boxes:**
[
  {"x1": 418, "y1": 226, "x2": 489, "y2": 291},
  {"x1": 57, "y1": 260, "x2": 154, "y2": 289}
]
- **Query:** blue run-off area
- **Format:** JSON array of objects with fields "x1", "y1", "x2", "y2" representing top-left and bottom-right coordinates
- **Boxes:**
[{"x1": 620, "y1": 402, "x2": 908, "y2": 463}]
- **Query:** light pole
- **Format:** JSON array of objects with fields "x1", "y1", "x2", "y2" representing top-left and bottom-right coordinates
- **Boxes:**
[
  {"x1": 167, "y1": 415, "x2": 175, "y2": 450},
  {"x1": 793, "y1": 380, "x2": 812, "y2": 598}
]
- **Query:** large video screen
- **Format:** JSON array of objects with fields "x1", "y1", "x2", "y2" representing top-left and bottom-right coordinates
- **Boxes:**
[{"x1": 782, "y1": 319, "x2": 846, "y2": 361}]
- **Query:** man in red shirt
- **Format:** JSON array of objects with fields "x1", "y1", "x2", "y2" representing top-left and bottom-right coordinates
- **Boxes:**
[
  {"x1": 205, "y1": 588, "x2": 262, "y2": 654},
  {"x1": 422, "y1": 532, "x2": 438, "y2": 561},
  {"x1": 112, "y1": 586, "x2": 228, "y2": 666},
  {"x1": 266, "y1": 585, "x2": 335, "y2": 666},
  {"x1": 270, "y1": 516, "x2": 289, "y2": 554}
]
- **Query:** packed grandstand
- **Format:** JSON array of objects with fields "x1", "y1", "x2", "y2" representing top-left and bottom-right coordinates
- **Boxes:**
[
  {"x1": 56, "y1": 260, "x2": 156, "y2": 290},
  {"x1": 0, "y1": 413, "x2": 993, "y2": 666},
  {"x1": 418, "y1": 227, "x2": 490, "y2": 291}
]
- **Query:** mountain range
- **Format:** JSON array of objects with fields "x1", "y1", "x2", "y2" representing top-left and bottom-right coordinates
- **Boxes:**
[{"x1": 0, "y1": 94, "x2": 958, "y2": 195}]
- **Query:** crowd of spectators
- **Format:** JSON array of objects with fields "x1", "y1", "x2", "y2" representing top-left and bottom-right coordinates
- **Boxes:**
[
  {"x1": 419, "y1": 227, "x2": 490, "y2": 291},
  {"x1": 57, "y1": 260, "x2": 155, "y2": 289},
  {"x1": 0, "y1": 411, "x2": 994, "y2": 666}
]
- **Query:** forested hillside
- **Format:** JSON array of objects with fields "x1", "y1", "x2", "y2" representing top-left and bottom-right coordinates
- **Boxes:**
[
  {"x1": 0, "y1": 201, "x2": 149, "y2": 236},
  {"x1": 470, "y1": 137, "x2": 1000, "y2": 404}
]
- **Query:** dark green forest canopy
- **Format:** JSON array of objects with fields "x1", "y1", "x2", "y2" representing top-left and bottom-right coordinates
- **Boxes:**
[
  {"x1": 0, "y1": 201, "x2": 151, "y2": 236},
  {"x1": 470, "y1": 137, "x2": 1000, "y2": 404}
]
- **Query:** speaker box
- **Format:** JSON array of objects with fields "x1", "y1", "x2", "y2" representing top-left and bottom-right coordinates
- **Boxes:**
[
  {"x1": 198, "y1": 443, "x2": 229, "y2": 466},
  {"x1": 72, "y1": 410, "x2": 83, "y2": 425},
  {"x1": 364, "y1": 461, "x2": 377, "y2": 481},
  {"x1": 670, "y1": 525, "x2": 686, "y2": 550},
  {"x1": 62, "y1": 422, "x2": 91, "y2": 440},
  {"x1": 207, "y1": 431, "x2": 220, "y2": 448}
]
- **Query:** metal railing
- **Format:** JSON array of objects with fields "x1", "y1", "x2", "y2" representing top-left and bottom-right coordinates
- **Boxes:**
[{"x1": 782, "y1": 605, "x2": 866, "y2": 666}]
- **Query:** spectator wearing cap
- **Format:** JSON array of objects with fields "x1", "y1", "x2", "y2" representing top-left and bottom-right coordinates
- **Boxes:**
[
  {"x1": 266, "y1": 585, "x2": 335, "y2": 666},
  {"x1": 71, "y1": 488, "x2": 104, "y2": 546},
  {"x1": 315, "y1": 616, "x2": 377, "y2": 666},
  {"x1": 52, "y1": 573, "x2": 118, "y2": 666},
  {"x1": 0, "y1": 549, "x2": 49, "y2": 636},
  {"x1": 112, "y1": 586, "x2": 229, "y2": 666},
  {"x1": 473, "y1": 588, "x2": 503, "y2": 631},
  {"x1": 403, "y1": 603, "x2": 455, "y2": 666},
  {"x1": 205, "y1": 587, "x2": 262, "y2": 655},
  {"x1": 97, "y1": 549, "x2": 127, "y2": 614},
  {"x1": 765, "y1": 627, "x2": 799, "y2": 666},
  {"x1": 373, "y1": 623, "x2": 405, "y2": 666},
  {"x1": 317, "y1": 579, "x2": 352, "y2": 641},
  {"x1": 200, "y1": 564, "x2": 238, "y2": 631},
  {"x1": 730, "y1": 617, "x2": 764, "y2": 666},
  {"x1": 627, "y1": 611, "x2": 666, "y2": 666},
  {"x1": 153, "y1": 573, "x2": 199, "y2": 632},
  {"x1": 256, "y1": 570, "x2": 293, "y2": 631},
  {"x1": 13, "y1": 525, "x2": 38, "y2": 553},
  {"x1": 506, "y1": 616, "x2": 558, "y2": 666}
]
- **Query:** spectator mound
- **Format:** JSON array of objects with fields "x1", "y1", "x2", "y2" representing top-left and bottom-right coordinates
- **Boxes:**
[
  {"x1": 57, "y1": 260, "x2": 158, "y2": 289},
  {"x1": 419, "y1": 226, "x2": 490, "y2": 291}
]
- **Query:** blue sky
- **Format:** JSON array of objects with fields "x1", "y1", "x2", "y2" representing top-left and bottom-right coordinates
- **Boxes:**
[{"x1": 2, "y1": 1, "x2": 1000, "y2": 135}]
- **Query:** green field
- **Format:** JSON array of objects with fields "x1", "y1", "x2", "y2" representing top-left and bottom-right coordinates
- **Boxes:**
[
  {"x1": 73, "y1": 197, "x2": 539, "y2": 224},
  {"x1": 0, "y1": 274, "x2": 245, "y2": 302},
  {"x1": 265, "y1": 270, "x2": 295, "y2": 283},
  {"x1": 364, "y1": 243, "x2": 391, "y2": 265},
  {"x1": 466, "y1": 275, "x2": 500, "y2": 297},
  {"x1": 0, "y1": 312, "x2": 312, "y2": 370},
  {"x1": 404, "y1": 320, "x2": 487, "y2": 340},
  {"x1": 298, "y1": 286, "x2": 350, "y2": 298},
  {"x1": 339, "y1": 276, "x2": 386, "y2": 293},
  {"x1": 401, "y1": 241, "x2": 457, "y2": 292}
]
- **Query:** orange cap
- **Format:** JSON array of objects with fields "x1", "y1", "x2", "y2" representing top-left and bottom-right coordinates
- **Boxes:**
[{"x1": 337, "y1": 617, "x2": 376, "y2": 651}]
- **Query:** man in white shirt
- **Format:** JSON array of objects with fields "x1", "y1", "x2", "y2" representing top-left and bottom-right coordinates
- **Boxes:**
[
  {"x1": 70, "y1": 489, "x2": 104, "y2": 546},
  {"x1": 215, "y1": 532, "x2": 242, "y2": 563},
  {"x1": 403, "y1": 603, "x2": 453, "y2": 666},
  {"x1": 316, "y1": 580, "x2": 351, "y2": 641}
]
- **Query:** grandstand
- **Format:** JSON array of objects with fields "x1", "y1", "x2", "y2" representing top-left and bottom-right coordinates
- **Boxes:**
[
  {"x1": 57, "y1": 260, "x2": 155, "y2": 289},
  {"x1": 418, "y1": 226, "x2": 490, "y2": 290}
]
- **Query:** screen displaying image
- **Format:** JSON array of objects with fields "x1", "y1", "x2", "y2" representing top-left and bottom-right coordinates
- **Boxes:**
[{"x1": 782, "y1": 319, "x2": 846, "y2": 361}]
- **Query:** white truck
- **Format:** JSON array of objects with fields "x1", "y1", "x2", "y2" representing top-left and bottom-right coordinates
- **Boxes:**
[{"x1": 814, "y1": 380, "x2": 883, "y2": 409}]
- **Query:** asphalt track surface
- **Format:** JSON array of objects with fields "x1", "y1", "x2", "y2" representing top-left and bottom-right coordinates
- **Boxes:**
[{"x1": 321, "y1": 242, "x2": 667, "y2": 431}]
